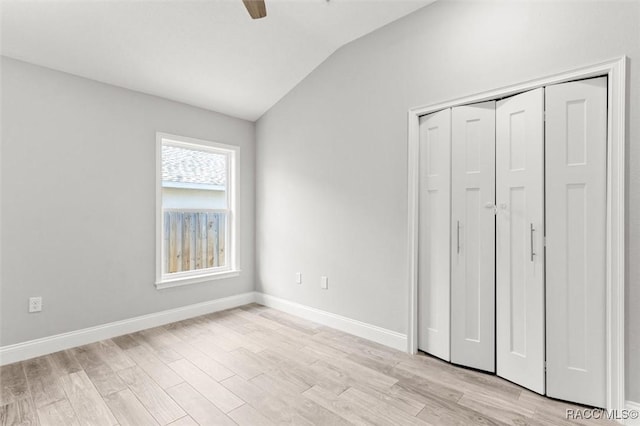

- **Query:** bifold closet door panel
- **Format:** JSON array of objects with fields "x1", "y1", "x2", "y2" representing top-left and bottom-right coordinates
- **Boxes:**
[
  {"x1": 450, "y1": 101, "x2": 496, "y2": 372},
  {"x1": 545, "y1": 77, "x2": 607, "y2": 408},
  {"x1": 418, "y1": 108, "x2": 451, "y2": 361},
  {"x1": 496, "y1": 88, "x2": 545, "y2": 394}
]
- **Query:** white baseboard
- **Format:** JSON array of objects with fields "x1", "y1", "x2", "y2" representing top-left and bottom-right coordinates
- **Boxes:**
[
  {"x1": 0, "y1": 292, "x2": 257, "y2": 366},
  {"x1": 625, "y1": 401, "x2": 640, "y2": 425},
  {"x1": 0, "y1": 291, "x2": 408, "y2": 366},
  {"x1": 255, "y1": 293, "x2": 407, "y2": 352}
]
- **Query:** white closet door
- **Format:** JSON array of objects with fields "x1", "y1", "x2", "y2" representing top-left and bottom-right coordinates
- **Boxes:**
[
  {"x1": 418, "y1": 108, "x2": 451, "y2": 361},
  {"x1": 496, "y1": 88, "x2": 545, "y2": 394},
  {"x1": 545, "y1": 77, "x2": 607, "y2": 407},
  {"x1": 450, "y1": 101, "x2": 496, "y2": 372}
]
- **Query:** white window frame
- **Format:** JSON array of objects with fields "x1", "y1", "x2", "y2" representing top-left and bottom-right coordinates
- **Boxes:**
[{"x1": 155, "y1": 132, "x2": 240, "y2": 289}]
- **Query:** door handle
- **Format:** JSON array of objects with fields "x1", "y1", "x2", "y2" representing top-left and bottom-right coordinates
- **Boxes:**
[
  {"x1": 530, "y1": 223, "x2": 535, "y2": 262},
  {"x1": 484, "y1": 202, "x2": 497, "y2": 214},
  {"x1": 457, "y1": 221, "x2": 461, "y2": 254}
]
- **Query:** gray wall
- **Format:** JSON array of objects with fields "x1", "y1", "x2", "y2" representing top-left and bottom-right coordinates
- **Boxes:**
[
  {"x1": 0, "y1": 57, "x2": 255, "y2": 346},
  {"x1": 256, "y1": 0, "x2": 640, "y2": 400}
]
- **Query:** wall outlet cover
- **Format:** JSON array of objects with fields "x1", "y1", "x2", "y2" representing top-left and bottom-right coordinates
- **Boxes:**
[
  {"x1": 321, "y1": 276, "x2": 328, "y2": 290},
  {"x1": 29, "y1": 297, "x2": 42, "y2": 313}
]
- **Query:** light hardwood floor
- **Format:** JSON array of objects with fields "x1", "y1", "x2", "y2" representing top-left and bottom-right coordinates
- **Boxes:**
[{"x1": 0, "y1": 304, "x2": 613, "y2": 425}]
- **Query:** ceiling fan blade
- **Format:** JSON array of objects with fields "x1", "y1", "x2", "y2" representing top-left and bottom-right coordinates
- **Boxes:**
[{"x1": 242, "y1": 0, "x2": 267, "y2": 19}]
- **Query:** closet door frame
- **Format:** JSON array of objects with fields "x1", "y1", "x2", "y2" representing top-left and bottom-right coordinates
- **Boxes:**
[{"x1": 407, "y1": 56, "x2": 627, "y2": 412}]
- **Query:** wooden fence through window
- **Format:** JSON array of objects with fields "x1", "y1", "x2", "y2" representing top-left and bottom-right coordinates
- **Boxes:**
[{"x1": 163, "y1": 210, "x2": 226, "y2": 273}]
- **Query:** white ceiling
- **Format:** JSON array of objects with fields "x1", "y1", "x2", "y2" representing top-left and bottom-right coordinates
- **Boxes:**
[{"x1": 1, "y1": 0, "x2": 433, "y2": 121}]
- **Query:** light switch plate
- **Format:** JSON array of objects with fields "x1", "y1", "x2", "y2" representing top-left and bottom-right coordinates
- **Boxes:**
[{"x1": 320, "y1": 276, "x2": 328, "y2": 290}]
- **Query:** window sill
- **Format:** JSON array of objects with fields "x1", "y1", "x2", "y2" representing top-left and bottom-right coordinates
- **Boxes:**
[{"x1": 155, "y1": 270, "x2": 241, "y2": 290}]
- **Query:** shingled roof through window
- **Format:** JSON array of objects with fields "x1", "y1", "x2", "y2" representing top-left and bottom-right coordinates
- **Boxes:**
[{"x1": 162, "y1": 145, "x2": 226, "y2": 187}]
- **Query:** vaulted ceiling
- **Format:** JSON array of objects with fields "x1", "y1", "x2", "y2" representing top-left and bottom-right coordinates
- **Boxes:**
[{"x1": 1, "y1": 0, "x2": 434, "y2": 121}]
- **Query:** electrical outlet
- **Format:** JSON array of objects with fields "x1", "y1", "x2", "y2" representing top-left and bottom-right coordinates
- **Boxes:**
[
  {"x1": 320, "y1": 276, "x2": 328, "y2": 290},
  {"x1": 296, "y1": 272, "x2": 302, "y2": 284},
  {"x1": 29, "y1": 297, "x2": 42, "y2": 313}
]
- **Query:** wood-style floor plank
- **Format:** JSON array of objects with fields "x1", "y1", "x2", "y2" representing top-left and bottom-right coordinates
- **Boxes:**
[
  {"x1": 0, "y1": 397, "x2": 38, "y2": 426},
  {"x1": 458, "y1": 390, "x2": 536, "y2": 424},
  {"x1": 282, "y1": 358, "x2": 350, "y2": 396},
  {"x1": 123, "y1": 345, "x2": 183, "y2": 389},
  {"x1": 389, "y1": 364, "x2": 464, "y2": 403},
  {"x1": 84, "y1": 364, "x2": 128, "y2": 397},
  {"x1": 417, "y1": 402, "x2": 508, "y2": 426},
  {"x1": 104, "y1": 388, "x2": 158, "y2": 426},
  {"x1": 166, "y1": 416, "x2": 198, "y2": 426},
  {"x1": 59, "y1": 370, "x2": 118, "y2": 426},
  {"x1": 164, "y1": 342, "x2": 233, "y2": 382},
  {"x1": 163, "y1": 320, "x2": 204, "y2": 342},
  {"x1": 227, "y1": 403, "x2": 276, "y2": 426},
  {"x1": 195, "y1": 322, "x2": 265, "y2": 353},
  {"x1": 250, "y1": 373, "x2": 351, "y2": 425},
  {"x1": 260, "y1": 365, "x2": 313, "y2": 394},
  {"x1": 111, "y1": 335, "x2": 139, "y2": 351},
  {"x1": 116, "y1": 366, "x2": 185, "y2": 425},
  {"x1": 2, "y1": 304, "x2": 615, "y2": 426},
  {"x1": 165, "y1": 382, "x2": 236, "y2": 425},
  {"x1": 71, "y1": 343, "x2": 127, "y2": 398},
  {"x1": 303, "y1": 384, "x2": 380, "y2": 426},
  {"x1": 131, "y1": 330, "x2": 183, "y2": 365},
  {"x1": 395, "y1": 360, "x2": 521, "y2": 402},
  {"x1": 519, "y1": 390, "x2": 614, "y2": 426},
  {"x1": 48, "y1": 350, "x2": 82, "y2": 376},
  {"x1": 36, "y1": 397, "x2": 80, "y2": 426},
  {"x1": 196, "y1": 343, "x2": 267, "y2": 380},
  {"x1": 313, "y1": 350, "x2": 399, "y2": 391},
  {"x1": 23, "y1": 356, "x2": 65, "y2": 408},
  {"x1": 91, "y1": 340, "x2": 135, "y2": 372},
  {"x1": 220, "y1": 375, "x2": 314, "y2": 425},
  {"x1": 258, "y1": 310, "x2": 321, "y2": 335},
  {"x1": 230, "y1": 307, "x2": 283, "y2": 330},
  {"x1": 351, "y1": 381, "x2": 426, "y2": 417},
  {"x1": 70, "y1": 345, "x2": 105, "y2": 372},
  {"x1": 167, "y1": 359, "x2": 243, "y2": 413},
  {"x1": 0, "y1": 363, "x2": 29, "y2": 406},
  {"x1": 340, "y1": 386, "x2": 427, "y2": 425}
]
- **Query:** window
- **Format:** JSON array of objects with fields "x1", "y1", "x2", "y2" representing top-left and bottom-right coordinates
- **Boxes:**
[{"x1": 156, "y1": 133, "x2": 239, "y2": 288}]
